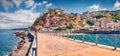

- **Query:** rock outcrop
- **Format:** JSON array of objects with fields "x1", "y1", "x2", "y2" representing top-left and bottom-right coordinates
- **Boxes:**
[
  {"x1": 32, "y1": 8, "x2": 84, "y2": 31},
  {"x1": 32, "y1": 8, "x2": 120, "y2": 31},
  {"x1": 9, "y1": 31, "x2": 28, "y2": 56}
]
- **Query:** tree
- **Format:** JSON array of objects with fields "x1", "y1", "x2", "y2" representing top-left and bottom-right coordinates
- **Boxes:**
[
  {"x1": 55, "y1": 27, "x2": 62, "y2": 30},
  {"x1": 87, "y1": 20, "x2": 94, "y2": 26},
  {"x1": 79, "y1": 21, "x2": 84, "y2": 27},
  {"x1": 94, "y1": 14, "x2": 106, "y2": 19},
  {"x1": 66, "y1": 26, "x2": 72, "y2": 29},
  {"x1": 112, "y1": 15, "x2": 120, "y2": 22},
  {"x1": 33, "y1": 17, "x2": 41, "y2": 25}
]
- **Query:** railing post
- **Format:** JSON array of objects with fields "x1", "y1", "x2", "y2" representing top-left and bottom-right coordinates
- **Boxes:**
[
  {"x1": 114, "y1": 34, "x2": 117, "y2": 50},
  {"x1": 62, "y1": 31, "x2": 64, "y2": 36},
  {"x1": 32, "y1": 31, "x2": 37, "y2": 56},
  {"x1": 82, "y1": 34, "x2": 84, "y2": 43},
  {"x1": 36, "y1": 31, "x2": 38, "y2": 56},
  {"x1": 96, "y1": 34, "x2": 98, "y2": 45},
  {"x1": 74, "y1": 33, "x2": 75, "y2": 40},
  {"x1": 58, "y1": 31, "x2": 60, "y2": 36}
]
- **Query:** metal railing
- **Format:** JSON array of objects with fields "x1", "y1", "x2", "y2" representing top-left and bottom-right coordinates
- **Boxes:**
[
  {"x1": 39, "y1": 31, "x2": 120, "y2": 50},
  {"x1": 32, "y1": 31, "x2": 38, "y2": 56}
]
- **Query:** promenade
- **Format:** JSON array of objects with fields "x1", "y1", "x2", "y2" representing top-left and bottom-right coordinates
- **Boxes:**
[{"x1": 37, "y1": 33, "x2": 120, "y2": 56}]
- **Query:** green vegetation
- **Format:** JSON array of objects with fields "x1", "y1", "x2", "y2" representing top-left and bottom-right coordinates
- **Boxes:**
[
  {"x1": 33, "y1": 17, "x2": 41, "y2": 25},
  {"x1": 70, "y1": 22, "x2": 75, "y2": 28},
  {"x1": 79, "y1": 21, "x2": 84, "y2": 27},
  {"x1": 87, "y1": 20, "x2": 94, "y2": 26},
  {"x1": 55, "y1": 27, "x2": 66, "y2": 30},
  {"x1": 94, "y1": 14, "x2": 106, "y2": 19},
  {"x1": 55, "y1": 26, "x2": 73, "y2": 30},
  {"x1": 54, "y1": 27, "x2": 62, "y2": 30},
  {"x1": 112, "y1": 15, "x2": 120, "y2": 22},
  {"x1": 69, "y1": 15, "x2": 75, "y2": 19},
  {"x1": 66, "y1": 26, "x2": 72, "y2": 29}
]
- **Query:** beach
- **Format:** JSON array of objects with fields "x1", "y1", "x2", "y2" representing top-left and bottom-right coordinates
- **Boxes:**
[{"x1": 37, "y1": 33, "x2": 120, "y2": 56}]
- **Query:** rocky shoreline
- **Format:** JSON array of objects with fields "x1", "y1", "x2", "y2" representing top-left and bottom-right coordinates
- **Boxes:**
[{"x1": 9, "y1": 31, "x2": 29, "y2": 56}]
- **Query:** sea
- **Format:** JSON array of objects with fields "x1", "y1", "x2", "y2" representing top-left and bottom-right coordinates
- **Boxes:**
[
  {"x1": 65, "y1": 34, "x2": 120, "y2": 48},
  {"x1": 1, "y1": 29, "x2": 120, "y2": 56},
  {"x1": 0, "y1": 29, "x2": 20, "y2": 56}
]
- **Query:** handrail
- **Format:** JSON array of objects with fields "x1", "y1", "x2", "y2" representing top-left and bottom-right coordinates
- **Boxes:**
[
  {"x1": 39, "y1": 30, "x2": 120, "y2": 34},
  {"x1": 39, "y1": 31, "x2": 119, "y2": 50},
  {"x1": 32, "y1": 31, "x2": 37, "y2": 56}
]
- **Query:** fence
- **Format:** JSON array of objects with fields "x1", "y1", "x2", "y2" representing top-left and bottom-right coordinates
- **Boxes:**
[
  {"x1": 39, "y1": 30, "x2": 120, "y2": 50},
  {"x1": 32, "y1": 31, "x2": 38, "y2": 56}
]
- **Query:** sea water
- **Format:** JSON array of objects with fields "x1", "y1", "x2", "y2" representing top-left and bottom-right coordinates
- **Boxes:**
[
  {"x1": 0, "y1": 29, "x2": 20, "y2": 56},
  {"x1": 65, "y1": 34, "x2": 120, "y2": 48}
]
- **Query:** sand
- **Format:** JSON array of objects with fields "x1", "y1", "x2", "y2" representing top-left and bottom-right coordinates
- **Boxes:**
[{"x1": 37, "y1": 33, "x2": 120, "y2": 56}]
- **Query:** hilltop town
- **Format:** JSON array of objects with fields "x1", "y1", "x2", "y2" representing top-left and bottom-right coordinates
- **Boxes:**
[{"x1": 31, "y1": 8, "x2": 120, "y2": 31}]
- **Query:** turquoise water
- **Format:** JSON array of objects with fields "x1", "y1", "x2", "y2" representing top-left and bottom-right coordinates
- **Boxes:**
[
  {"x1": 0, "y1": 29, "x2": 20, "y2": 56},
  {"x1": 65, "y1": 34, "x2": 120, "y2": 47}
]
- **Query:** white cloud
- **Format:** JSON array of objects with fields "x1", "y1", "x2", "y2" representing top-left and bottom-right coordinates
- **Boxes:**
[
  {"x1": 37, "y1": 1, "x2": 48, "y2": 6},
  {"x1": 0, "y1": 9, "x2": 40, "y2": 29},
  {"x1": 46, "y1": 3, "x2": 53, "y2": 8},
  {"x1": 25, "y1": 0, "x2": 35, "y2": 8},
  {"x1": 12, "y1": 0, "x2": 22, "y2": 8},
  {"x1": 0, "y1": 0, "x2": 13, "y2": 11},
  {"x1": 31, "y1": 3, "x2": 37, "y2": 11},
  {"x1": 88, "y1": 4, "x2": 107, "y2": 11},
  {"x1": 37, "y1": 2, "x2": 42, "y2": 6},
  {"x1": 0, "y1": 0, "x2": 53, "y2": 11},
  {"x1": 113, "y1": 0, "x2": 120, "y2": 10},
  {"x1": 43, "y1": 1, "x2": 48, "y2": 5},
  {"x1": 30, "y1": 1, "x2": 53, "y2": 10},
  {"x1": 0, "y1": 0, "x2": 53, "y2": 29}
]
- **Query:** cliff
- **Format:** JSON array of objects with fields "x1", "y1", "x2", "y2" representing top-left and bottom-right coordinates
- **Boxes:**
[
  {"x1": 31, "y1": 8, "x2": 86, "y2": 31},
  {"x1": 9, "y1": 31, "x2": 33, "y2": 56},
  {"x1": 31, "y1": 8, "x2": 120, "y2": 31}
]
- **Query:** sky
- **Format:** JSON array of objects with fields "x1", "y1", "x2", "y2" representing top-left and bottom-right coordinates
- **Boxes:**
[{"x1": 0, "y1": 0, "x2": 120, "y2": 29}]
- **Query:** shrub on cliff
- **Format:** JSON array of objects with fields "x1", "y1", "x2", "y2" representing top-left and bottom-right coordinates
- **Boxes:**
[
  {"x1": 112, "y1": 15, "x2": 120, "y2": 22},
  {"x1": 66, "y1": 26, "x2": 72, "y2": 29},
  {"x1": 87, "y1": 20, "x2": 94, "y2": 26},
  {"x1": 55, "y1": 27, "x2": 62, "y2": 30},
  {"x1": 94, "y1": 14, "x2": 106, "y2": 19},
  {"x1": 33, "y1": 17, "x2": 41, "y2": 25}
]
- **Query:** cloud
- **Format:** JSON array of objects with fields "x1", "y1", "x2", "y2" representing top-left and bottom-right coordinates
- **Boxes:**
[
  {"x1": 25, "y1": 0, "x2": 35, "y2": 8},
  {"x1": 37, "y1": 2, "x2": 42, "y2": 6},
  {"x1": 30, "y1": 1, "x2": 53, "y2": 10},
  {"x1": 113, "y1": 0, "x2": 120, "y2": 10},
  {"x1": 0, "y1": 0, "x2": 13, "y2": 11},
  {"x1": 12, "y1": 0, "x2": 22, "y2": 8},
  {"x1": 46, "y1": 3, "x2": 53, "y2": 8},
  {"x1": 37, "y1": 1, "x2": 49, "y2": 7},
  {"x1": 31, "y1": 3, "x2": 37, "y2": 11},
  {"x1": 0, "y1": 0, "x2": 53, "y2": 29},
  {"x1": 88, "y1": 4, "x2": 107, "y2": 11},
  {"x1": 43, "y1": 1, "x2": 48, "y2": 5},
  {"x1": 36, "y1": 1, "x2": 52, "y2": 8},
  {"x1": 0, "y1": 9, "x2": 40, "y2": 29},
  {"x1": 0, "y1": 0, "x2": 53, "y2": 11}
]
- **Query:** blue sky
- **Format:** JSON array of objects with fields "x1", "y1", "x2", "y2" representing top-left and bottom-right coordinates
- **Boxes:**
[{"x1": 0, "y1": 0, "x2": 120, "y2": 29}]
